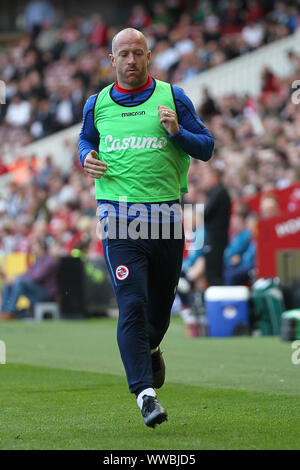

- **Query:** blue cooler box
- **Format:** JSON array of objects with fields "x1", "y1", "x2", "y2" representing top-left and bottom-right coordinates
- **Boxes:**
[{"x1": 204, "y1": 286, "x2": 250, "y2": 337}]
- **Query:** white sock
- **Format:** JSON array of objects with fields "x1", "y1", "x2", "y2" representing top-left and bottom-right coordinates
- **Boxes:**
[
  {"x1": 137, "y1": 388, "x2": 156, "y2": 410},
  {"x1": 151, "y1": 347, "x2": 158, "y2": 354}
]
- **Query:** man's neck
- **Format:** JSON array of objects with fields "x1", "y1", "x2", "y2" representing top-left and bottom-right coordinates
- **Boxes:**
[{"x1": 114, "y1": 76, "x2": 152, "y2": 94}]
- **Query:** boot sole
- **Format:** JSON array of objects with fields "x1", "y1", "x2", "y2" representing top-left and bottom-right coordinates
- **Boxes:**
[{"x1": 145, "y1": 409, "x2": 168, "y2": 428}]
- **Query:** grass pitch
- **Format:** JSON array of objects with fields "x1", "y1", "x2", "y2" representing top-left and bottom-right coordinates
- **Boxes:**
[{"x1": 0, "y1": 317, "x2": 299, "y2": 450}]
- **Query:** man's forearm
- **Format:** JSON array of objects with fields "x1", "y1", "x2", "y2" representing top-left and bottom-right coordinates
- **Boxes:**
[
  {"x1": 78, "y1": 139, "x2": 98, "y2": 167},
  {"x1": 78, "y1": 94, "x2": 100, "y2": 167},
  {"x1": 170, "y1": 124, "x2": 214, "y2": 161}
]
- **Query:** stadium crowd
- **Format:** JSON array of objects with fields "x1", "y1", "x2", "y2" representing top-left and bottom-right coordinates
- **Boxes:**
[
  {"x1": 186, "y1": 54, "x2": 300, "y2": 204},
  {"x1": 1, "y1": 0, "x2": 300, "y2": 155},
  {"x1": 0, "y1": 0, "x2": 300, "y2": 318},
  {"x1": 0, "y1": 155, "x2": 101, "y2": 258},
  {"x1": 0, "y1": 45, "x2": 299, "y2": 265}
]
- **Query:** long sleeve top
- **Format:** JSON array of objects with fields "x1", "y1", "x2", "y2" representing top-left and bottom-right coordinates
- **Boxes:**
[{"x1": 78, "y1": 77, "x2": 215, "y2": 221}]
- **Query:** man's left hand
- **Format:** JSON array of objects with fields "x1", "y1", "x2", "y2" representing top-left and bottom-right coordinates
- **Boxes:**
[{"x1": 158, "y1": 105, "x2": 179, "y2": 136}]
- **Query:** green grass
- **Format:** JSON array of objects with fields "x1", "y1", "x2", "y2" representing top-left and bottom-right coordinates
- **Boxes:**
[{"x1": 0, "y1": 317, "x2": 299, "y2": 450}]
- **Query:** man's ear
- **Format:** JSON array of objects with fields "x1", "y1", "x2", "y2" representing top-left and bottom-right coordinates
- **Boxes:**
[
  {"x1": 109, "y1": 54, "x2": 115, "y2": 68},
  {"x1": 147, "y1": 50, "x2": 151, "y2": 65}
]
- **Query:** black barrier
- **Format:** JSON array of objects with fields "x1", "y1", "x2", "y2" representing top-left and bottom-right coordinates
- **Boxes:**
[{"x1": 57, "y1": 257, "x2": 116, "y2": 318}]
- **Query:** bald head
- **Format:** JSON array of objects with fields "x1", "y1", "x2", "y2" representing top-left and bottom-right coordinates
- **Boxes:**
[
  {"x1": 109, "y1": 28, "x2": 151, "y2": 90},
  {"x1": 111, "y1": 28, "x2": 148, "y2": 56}
]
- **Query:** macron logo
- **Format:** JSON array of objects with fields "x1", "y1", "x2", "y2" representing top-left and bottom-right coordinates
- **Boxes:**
[{"x1": 121, "y1": 111, "x2": 145, "y2": 117}]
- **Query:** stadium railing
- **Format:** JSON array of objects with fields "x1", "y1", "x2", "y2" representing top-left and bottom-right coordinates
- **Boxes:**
[{"x1": 177, "y1": 32, "x2": 300, "y2": 108}]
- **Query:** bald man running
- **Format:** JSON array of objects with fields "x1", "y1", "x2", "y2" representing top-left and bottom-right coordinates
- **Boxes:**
[{"x1": 78, "y1": 28, "x2": 214, "y2": 428}]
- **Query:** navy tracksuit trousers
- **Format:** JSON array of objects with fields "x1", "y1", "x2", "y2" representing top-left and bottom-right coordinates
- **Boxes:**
[{"x1": 101, "y1": 220, "x2": 184, "y2": 395}]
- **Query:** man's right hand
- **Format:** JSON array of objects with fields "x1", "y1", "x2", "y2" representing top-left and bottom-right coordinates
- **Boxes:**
[{"x1": 83, "y1": 150, "x2": 107, "y2": 179}]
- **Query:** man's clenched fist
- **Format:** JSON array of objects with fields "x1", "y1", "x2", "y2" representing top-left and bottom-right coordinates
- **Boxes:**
[{"x1": 83, "y1": 150, "x2": 107, "y2": 179}]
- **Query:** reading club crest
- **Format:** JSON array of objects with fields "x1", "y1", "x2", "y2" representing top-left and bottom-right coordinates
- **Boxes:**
[{"x1": 116, "y1": 265, "x2": 129, "y2": 281}]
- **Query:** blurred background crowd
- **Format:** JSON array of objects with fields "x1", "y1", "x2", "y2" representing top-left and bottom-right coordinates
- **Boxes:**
[
  {"x1": 1, "y1": 0, "x2": 300, "y2": 152},
  {"x1": 0, "y1": 0, "x2": 300, "y2": 317}
]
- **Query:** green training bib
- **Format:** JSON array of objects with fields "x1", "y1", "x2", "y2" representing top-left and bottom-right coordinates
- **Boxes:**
[{"x1": 93, "y1": 79, "x2": 190, "y2": 202}]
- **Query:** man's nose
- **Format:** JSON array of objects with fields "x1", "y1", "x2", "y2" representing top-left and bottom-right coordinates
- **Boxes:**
[{"x1": 127, "y1": 53, "x2": 136, "y2": 63}]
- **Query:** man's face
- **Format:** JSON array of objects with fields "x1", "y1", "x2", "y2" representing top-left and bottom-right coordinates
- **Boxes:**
[
  {"x1": 232, "y1": 214, "x2": 245, "y2": 232},
  {"x1": 260, "y1": 197, "x2": 279, "y2": 219},
  {"x1": 109, "y1": 32, "x2": 151, "y2": 89}
]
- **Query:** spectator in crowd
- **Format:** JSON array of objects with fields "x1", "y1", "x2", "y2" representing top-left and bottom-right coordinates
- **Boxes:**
[
  {"x1": 176, "y1": 205, "x2": 208, "y2": 326},
  {"x1": 24, "y1": 0, "x2": 55, "y2": 38},
  {"x1": 33, "y1": 154, "x2": 56, "y2": 188},
  {"x1": 180, "y1": 205, "x2": 206, "y2": 291},
  {"x1": 219, "y1": 0, "x2": 244, "y2": 35},
  {"x1": 259, "y1": 193, "x2": 281, "y2": 219},
  {"x1": 199, "y1": 87, "x2": 220, "y2": 121},
  {"x1": 223, "y1": 211, "x2": 256, "y2": 285},
  {"x1": 127, "y1": 4, "x2": 152, "y2": 30},
  {"x1": 30, "y1": 98, "x2": 55, "y2": 139},
  {"x1": 202, "y1": 165, "x2": 231, "y2": 286},
  {"x1": 177, "y1": 205, "x2": 206, "y2": 311},
  {"x1": 5, "y1": 94, "x2": 31, "y2": 127},
  {"x1": 151, "y1": 40, "x2": 180, "y2": 73},
  {"x1": 243, "y1": 0, "x2": 265, "y2": 23},
  {"x1": 242, "y1": 20, "x2": 264, "y2": 49},
  {"x1": 54, "y1": 89, "x2": 76, "y2": 130},
  {"x1": 0, "y1": 238, "x2": 58, "y2": 320},
  {"x1": 89, "y1": 14, "x2": 108, "y2": 48},
  {"x1": 165, "y1": 0, "x2": 186, "y2": 22},
  {"x1": 152, "y1": 3, "x2": 174, "y2": 29},
  {"x1": 261, "y1": 66, "x2": 281, "y2": 102}
]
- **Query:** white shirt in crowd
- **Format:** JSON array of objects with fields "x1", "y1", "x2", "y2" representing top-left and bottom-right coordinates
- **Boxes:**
[
  {"x1": 5, "y1": 100, "x2": 31, "y2": 126},
  {"x1": 242, "y1": 23, "x2": 264, "y2": 48},
  {"x1": 55, "y1": 99, "x2": 73, "y2": 125}
]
